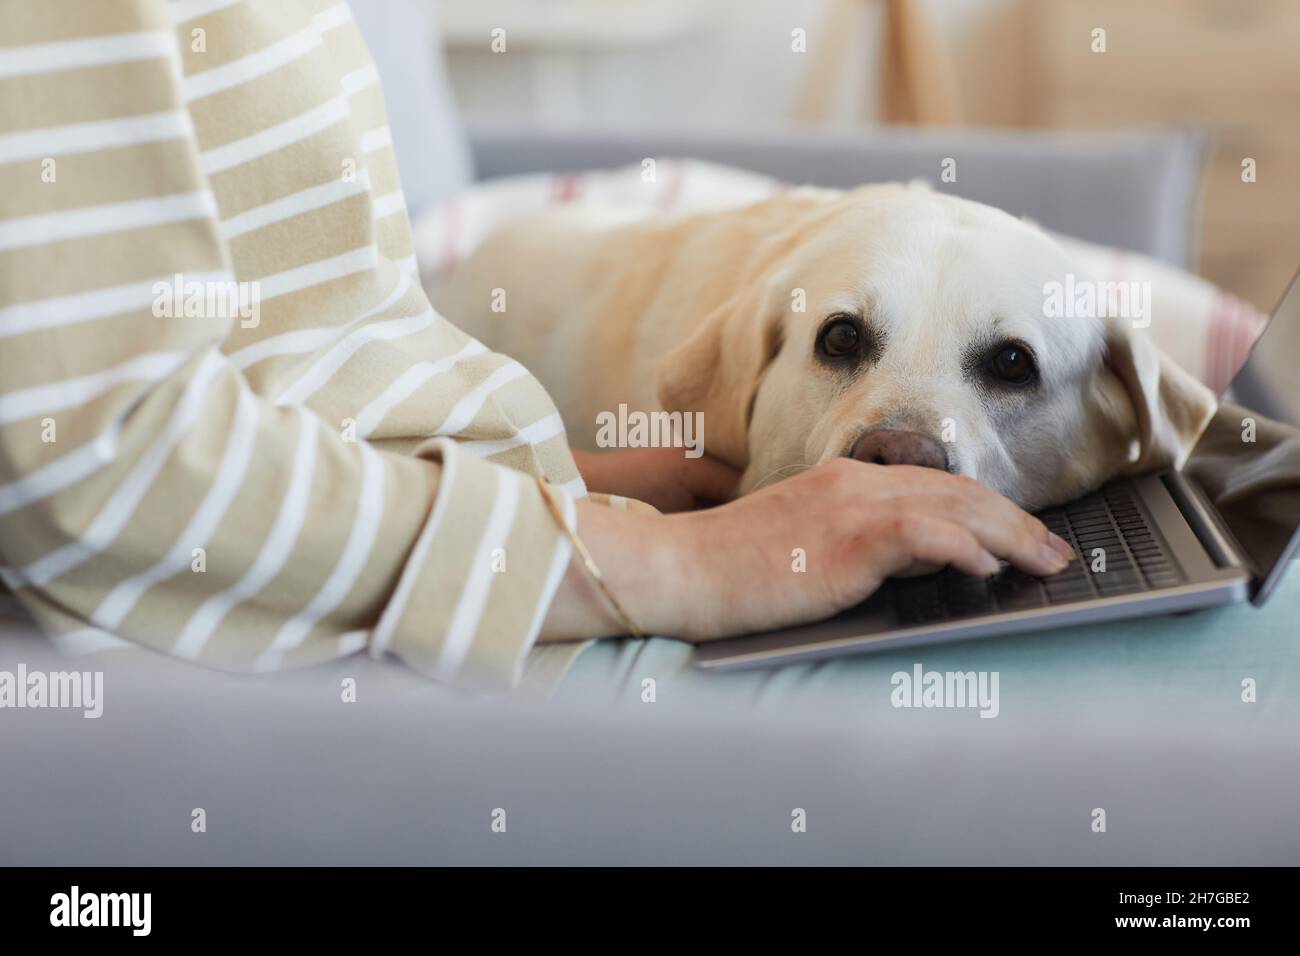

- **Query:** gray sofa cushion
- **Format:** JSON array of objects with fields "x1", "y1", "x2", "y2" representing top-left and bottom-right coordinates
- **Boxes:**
[{"x1": 467, "y1": 124, "x2": 1207, "y2": 269}]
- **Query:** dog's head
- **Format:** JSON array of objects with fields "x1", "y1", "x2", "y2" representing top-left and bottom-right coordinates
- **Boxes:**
[{"x1": 656, "y1": 185, "x2": 1215, "y2": 510}]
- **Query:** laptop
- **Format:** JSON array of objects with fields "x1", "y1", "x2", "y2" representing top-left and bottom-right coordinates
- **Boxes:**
[{"x1": 696, "y1": 268, "x2": 1300, "y2": 671}]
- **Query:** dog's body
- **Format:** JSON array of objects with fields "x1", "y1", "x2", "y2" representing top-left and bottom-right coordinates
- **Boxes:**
[{"x1": 435, "y1": 184, "x2": 1215, "y2": 510}]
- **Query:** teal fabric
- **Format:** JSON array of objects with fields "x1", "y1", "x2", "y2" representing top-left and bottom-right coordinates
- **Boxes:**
[{"x1": 557, "y1": 570, "x2": 1300, "y2": 722}]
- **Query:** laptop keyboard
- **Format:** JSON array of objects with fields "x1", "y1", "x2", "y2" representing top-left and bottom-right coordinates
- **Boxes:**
[{"x1": 889, "y1": 482, "x2": 1185, "y2": 625}]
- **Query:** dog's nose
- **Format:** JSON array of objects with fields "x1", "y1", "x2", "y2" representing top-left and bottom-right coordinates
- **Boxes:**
[{"x1": 849, "y1": 429, "x2": 949, "y2": 471}]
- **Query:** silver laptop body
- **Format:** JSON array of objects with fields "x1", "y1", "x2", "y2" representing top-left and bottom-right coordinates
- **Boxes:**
[{"x1": 696, "y1": 269, "x2": 1300, "y2": 672}]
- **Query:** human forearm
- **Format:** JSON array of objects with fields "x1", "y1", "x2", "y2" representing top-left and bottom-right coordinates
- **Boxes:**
[{"x1": 571, "y1": 447, "x2": 739, "y2": 512}]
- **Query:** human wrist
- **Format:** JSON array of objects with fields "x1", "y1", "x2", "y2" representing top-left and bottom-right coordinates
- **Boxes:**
[
  {"x1": 539, "y1": 499, "x2": 692, "y2": 641},
  {"x1": 658, "y1": 508, "x2": 732, "y2": 639},
  {"x1": 638, "y1": 509, "x2": 710, "y2": 637},
  {"x1": 596, "y1": 505, "x2": 704, "y2": 638}
]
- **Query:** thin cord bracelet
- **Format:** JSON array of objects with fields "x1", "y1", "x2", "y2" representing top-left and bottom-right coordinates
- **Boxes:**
[{"x1": 535, "y1": 476, "x2": 645, "y2": 639}]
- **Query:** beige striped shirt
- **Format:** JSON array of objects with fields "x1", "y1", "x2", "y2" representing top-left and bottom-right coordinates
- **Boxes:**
[{"x1": 0, "y1": 0, "x2": 588, "y2": 690}]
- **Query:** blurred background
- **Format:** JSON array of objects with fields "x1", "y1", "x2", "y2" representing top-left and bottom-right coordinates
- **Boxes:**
[{"x1": 427, "y1": 0, "x2": 1299, "y2": 312}]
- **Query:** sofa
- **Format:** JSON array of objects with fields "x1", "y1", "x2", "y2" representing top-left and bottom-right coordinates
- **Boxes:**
[{"x1": 2, "y1": 0, "x2": 1295, "y2": 868}]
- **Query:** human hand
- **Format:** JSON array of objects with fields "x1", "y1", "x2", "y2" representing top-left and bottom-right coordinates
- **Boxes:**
[
  {"x1": 666, "y1": 458, "x2": 1074, "y2": 640},
  {"x1": 541, "y1": 458, "x2": 1072, "y2": 643}
]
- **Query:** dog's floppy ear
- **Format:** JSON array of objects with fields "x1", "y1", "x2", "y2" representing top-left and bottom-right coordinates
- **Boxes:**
[
  {"x1": 656, "y1": 281, "x2": 783, "y2": 468},
  {"x1": 1101, "y1": 321, "x2": 1216, "y2": 473}
]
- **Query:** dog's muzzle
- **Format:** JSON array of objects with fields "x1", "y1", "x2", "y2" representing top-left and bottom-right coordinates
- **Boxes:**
[{"x1": 848, "y1": 428, "x2": 950, "y2": 472}]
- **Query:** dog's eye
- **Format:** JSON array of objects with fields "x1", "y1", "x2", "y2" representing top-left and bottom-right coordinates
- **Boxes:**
[
  {"x1": 817, "y1": 317, "x2": 861, "y2": 359},
  {"x1": 986, "y1": 341, "x2": 1037, "y2": 387}
]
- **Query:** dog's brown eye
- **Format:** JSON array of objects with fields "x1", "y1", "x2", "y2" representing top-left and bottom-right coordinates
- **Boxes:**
[
  {"x1": 818, "y1": 318, "x2": 860, "y2": 358},
  {"x1": 987, "y1": 342, "x2": 1037, "y2": 386}
]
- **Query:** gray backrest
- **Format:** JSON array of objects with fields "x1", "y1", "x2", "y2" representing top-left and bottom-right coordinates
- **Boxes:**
[
  {"x1": 468, "y1": 124, "x2": 1207, "y2": 268},
  {"x1": 351, "y1": 0, "x2": 1203, "y2": 267},
  {"x1": 348, "y1": 0, "x2": 474, "y2": 217}
]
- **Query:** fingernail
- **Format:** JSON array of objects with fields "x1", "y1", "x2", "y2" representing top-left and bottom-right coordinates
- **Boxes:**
[
  {"x1": 1048, "y1": 532, "x2": 1073, "y2": 560},
  {"x1": 1040, "y1": 542, "x2": 1070, "y2": 571},
  {"x1": 978, "y1": 551, "x2": 1000, "y2": 576}
]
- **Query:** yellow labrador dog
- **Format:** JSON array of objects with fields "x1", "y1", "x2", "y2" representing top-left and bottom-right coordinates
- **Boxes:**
[{"x1": 435, "y1": 183, "x2": 1215, "y2": 510}]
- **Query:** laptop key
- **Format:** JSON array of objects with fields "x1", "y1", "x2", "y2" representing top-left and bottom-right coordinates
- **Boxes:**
[
  {"x1": 992, "y1": 575, "x2": 1047, "y2": 610},
  {"x1": 1095, "y1": 574, "x2": 1144, "y2": 596},
  {"x1": 1141, "y1": 575, "x2": 1176, "y2": 589},
  {"x1": 1043, "y1": 578, "x2": 1094, "y2": 603}
]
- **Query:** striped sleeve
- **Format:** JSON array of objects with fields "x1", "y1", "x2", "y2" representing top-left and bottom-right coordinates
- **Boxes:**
[{"x1": 0, "y1": 0, "x2": 576, "y2": 691}]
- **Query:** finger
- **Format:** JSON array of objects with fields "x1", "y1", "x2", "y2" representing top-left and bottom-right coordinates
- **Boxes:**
[
  {"x1": 894, "y1": 559, "x2": 945, "y2": 578},
  {"x1": 869, "y1": 467, "x2": 1072, "y2": 574},
  {"x1": 891, "y1": 492, "x2": 1070, "y2": 577},
  {"x1": 873, "y1": 515, "x2": 1001, "y2": 579}
]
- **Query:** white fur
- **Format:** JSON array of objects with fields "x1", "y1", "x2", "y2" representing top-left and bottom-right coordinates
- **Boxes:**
[{"x1": 434, "y1": 184, "x2": 1213, "y2": 510}]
